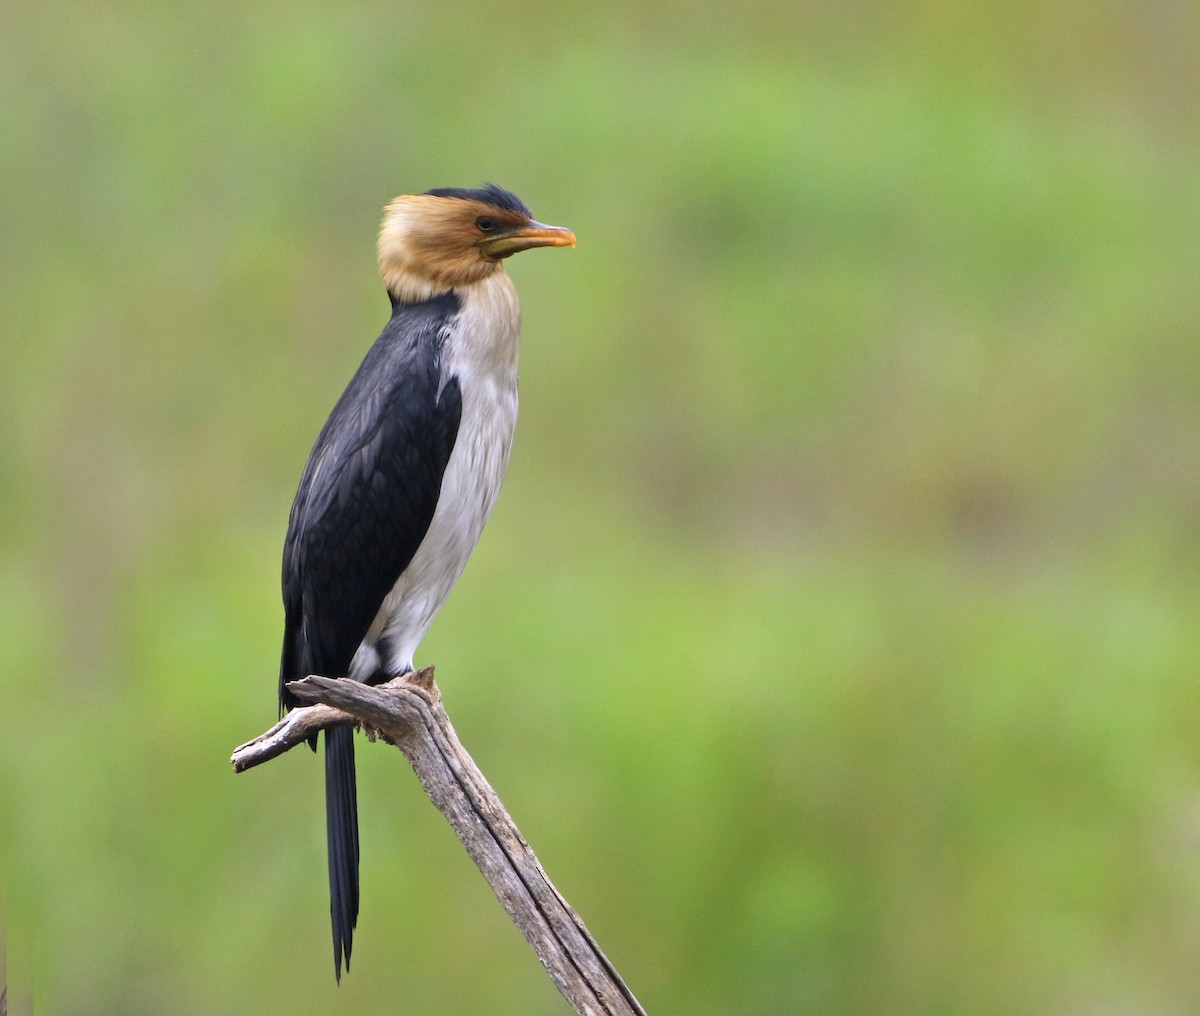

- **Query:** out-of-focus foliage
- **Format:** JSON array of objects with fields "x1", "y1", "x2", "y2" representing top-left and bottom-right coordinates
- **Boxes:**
[{"x1": 3, "y1": 1, "x2": 1199, "y2": 1013}]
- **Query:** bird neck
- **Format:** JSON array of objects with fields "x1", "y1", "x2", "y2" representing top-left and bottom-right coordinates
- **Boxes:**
[
  {"x1": 445, "y1": 271, "x2": 522, "y2": 376},
  {"x1": 382, "y1": 261, "x2": 500, "y2": 304}
]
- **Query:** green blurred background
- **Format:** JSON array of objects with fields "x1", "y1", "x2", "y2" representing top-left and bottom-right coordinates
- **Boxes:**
[{"x1": 3, "y1": 1, "x2": 1200, "y2": 1013}]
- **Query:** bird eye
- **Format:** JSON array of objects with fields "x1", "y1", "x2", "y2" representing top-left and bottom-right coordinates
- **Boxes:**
[{"x1": 475, "y1": 216, "x2": 496, "y2": 232}]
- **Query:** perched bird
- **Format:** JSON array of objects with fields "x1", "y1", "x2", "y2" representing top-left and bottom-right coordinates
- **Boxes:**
[{"x1": 278, "y1": 184, "x2": 575, "y2": 980}]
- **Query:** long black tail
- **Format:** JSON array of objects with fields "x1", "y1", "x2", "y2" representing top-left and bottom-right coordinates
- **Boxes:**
[{"x1": 324, "y1": 725, "x2": 359, "y2": 981}]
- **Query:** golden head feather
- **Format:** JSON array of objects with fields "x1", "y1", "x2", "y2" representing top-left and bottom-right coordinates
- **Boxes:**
[{"x1": 378, "y1": 185, "x2": 575, "y2": 301}]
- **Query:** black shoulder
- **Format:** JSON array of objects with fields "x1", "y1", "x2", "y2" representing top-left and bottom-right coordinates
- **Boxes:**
[{"x1": 278, "y1": 293, "x2": 463, "y2": 707}]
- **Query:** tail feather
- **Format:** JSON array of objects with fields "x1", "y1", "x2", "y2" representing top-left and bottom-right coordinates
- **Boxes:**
[{"x1": 325, "y1": 725, "x2": 360, "y2": 981}]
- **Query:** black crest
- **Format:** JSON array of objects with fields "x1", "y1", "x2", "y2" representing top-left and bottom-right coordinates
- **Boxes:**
[{"x1": 423, "y1": 183, "x2": 532, "y2": 218}]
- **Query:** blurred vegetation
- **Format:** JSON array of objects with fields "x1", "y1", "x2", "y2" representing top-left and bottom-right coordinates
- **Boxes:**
[{"x1": 3, "y1": 0, "x2": 1200, "y2": 1013}]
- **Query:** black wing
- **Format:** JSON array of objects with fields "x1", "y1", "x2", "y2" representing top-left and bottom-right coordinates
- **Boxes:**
[
  {"x1": 277, "y1": 291, "x2": 463, "y2": 981},
  {"x1": 278, "y1": 291, "x2": 463, "y2": 707}
]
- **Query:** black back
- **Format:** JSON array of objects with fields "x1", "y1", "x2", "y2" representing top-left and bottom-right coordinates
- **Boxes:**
[{"x1": 279, "y1": 290, "x2": 463, "y2": 704}]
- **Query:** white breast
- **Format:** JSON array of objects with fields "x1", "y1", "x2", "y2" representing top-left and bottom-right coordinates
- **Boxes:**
[{"x1": 350, "y1": 271, "x2": 522, "y2": 680}]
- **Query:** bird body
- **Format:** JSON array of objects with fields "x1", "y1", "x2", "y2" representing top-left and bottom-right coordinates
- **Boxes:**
[
  {"x1": 345, "y1": 272, "x2": 521, "y2": 683},
  {"x1": 276, "y1": 185, "x2": 573, "y2": 979}
]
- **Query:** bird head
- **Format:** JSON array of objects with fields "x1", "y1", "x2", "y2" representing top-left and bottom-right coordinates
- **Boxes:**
[{"x1": 378, "y1": 184, "x2": 575, "y2": 301}]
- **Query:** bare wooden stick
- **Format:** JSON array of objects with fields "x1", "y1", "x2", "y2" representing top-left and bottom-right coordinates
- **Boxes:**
[{"x1": 231, "y1": 669, "x2": 646, "y2": 1016}]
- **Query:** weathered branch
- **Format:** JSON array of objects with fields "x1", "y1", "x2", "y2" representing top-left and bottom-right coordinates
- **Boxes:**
[{"x1": 231, "y1": 669, "x2": 646, "y2": 1016}]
